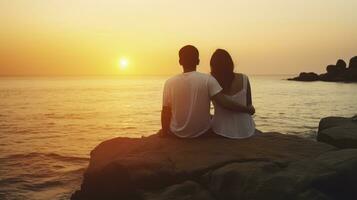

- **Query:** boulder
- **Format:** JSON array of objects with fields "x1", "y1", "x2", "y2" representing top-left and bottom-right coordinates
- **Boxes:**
[
  {"x1": 336, "y1": 59, "x2": 347, "y2": 69},
  {"x1": 326, "y1": 65, "x2": 340, "y2": 74},
  {"x1": 343, "y1": 57, "x2": 357, "y2": 81},
  {"x1": 317, "y1": 116, "x2": 357, "y2": 148},
  {"x1": 72, "y1": 132, "x2": 342, "y2": 200},
  {"x1": 318, "y1": 73, "x2": 330, "y2": 81},
  {"x1": 288, "y1": 72, "x2": 319, "y2": 81},
  {"x1": 203, "y1": 149, "x2": 357, "y2": 200},
  {"x1": 349, "y1": 56, "x2": 357, "y2": 69},
  {"x1": 323, "y1": 60, "x2": 347, "y2": 81}
]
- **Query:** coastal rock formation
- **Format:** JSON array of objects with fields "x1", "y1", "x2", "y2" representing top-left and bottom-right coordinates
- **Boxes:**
[
  {"x1": 288, "y1": 56, "x2": 357, "y2": 82},
  {"x1": 317, "y1": 116, "x2": 357, "y2": 149},
  {"x1": 72, "y1": 132, "x2": 357, "y2": 200},
  {"x1": 288, "y1": 72, "x2": 319, "y2": 81}
]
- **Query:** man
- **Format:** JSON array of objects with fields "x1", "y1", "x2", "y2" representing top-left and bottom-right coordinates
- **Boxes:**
[{"x1": 161, "y1": 45, "x2": 254, "y2": 138}]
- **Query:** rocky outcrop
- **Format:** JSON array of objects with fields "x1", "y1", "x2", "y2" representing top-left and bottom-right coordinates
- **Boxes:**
[
  {"x1": 145, "y1": 149, "x2": 357, "y2": 200},
  {"x1": 317, "y1": 116, "x2": 357, "y2": 149},
  {"x1": 202, "y1": 149, "x2": 357, "y2": 200},
  {"x1": 71, "y1": 131, "x2": 357, "y2": 200},
  {"x1": 288, "y1": 56, "x2": 357, "y2": 82},
  {"x1": 288, "y1": 72, "x2": 319, "y2": 81}
]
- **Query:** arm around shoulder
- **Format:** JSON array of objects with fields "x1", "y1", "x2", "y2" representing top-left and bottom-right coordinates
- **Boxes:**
[{"x1": 212, "y1": 92, "x2": 254, "y2": 114}]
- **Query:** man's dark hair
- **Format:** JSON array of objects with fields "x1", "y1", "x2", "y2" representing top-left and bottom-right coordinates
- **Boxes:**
[{"x1": 179, "y1": 45, "x2": 199, "y2": 68}]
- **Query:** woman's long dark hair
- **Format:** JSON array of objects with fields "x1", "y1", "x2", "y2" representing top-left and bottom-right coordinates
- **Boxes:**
[{"x1": 210, "y1": 49, "x2": 235, "y2": 91}]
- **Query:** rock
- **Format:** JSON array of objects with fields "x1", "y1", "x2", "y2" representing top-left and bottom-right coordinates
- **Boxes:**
[
  {"x1": 288, "y1": 72, "x2": 319, "y2": 81},
  {"x1": 318, "y1": 73, "x2": 330, "y2": 81},
  {"x1": 336, "y1": 59, "x2": 347, "y2": 69},
  {"x1": 299, "y1": 72, "x2": 319, "y2": 81},
  {"x1": 323, "y1": 60, "x2": 348, "y2": 81},
  {"x1": 317, "y1": 116, "x2": 357, "y2": 149},
  {"x1": 349, "y1": 56, "x2": 357, "y2": 69},
  {"x1": 343, "y1": 56, "x2": 357, "y2": 81},
  {"x1": 72, "y1": 132, "x2": 339, "y2": 200},
  {"x1": 144, "y1": 181, "x2": 215, "y2": 200},
  {"x1": 288, "y1": 57, "x2": 357, "y2": 82},
  {"x1": 204, "y1": 149, "x2": 357, "y2": 200},
  {"x1": 326, "y1": 65, "x2": 339, "y2": 74},
  {"x1": 344, "y1": 68, "x2": 357, "y2": 82}
]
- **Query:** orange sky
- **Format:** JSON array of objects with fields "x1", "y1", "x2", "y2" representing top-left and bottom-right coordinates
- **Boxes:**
[{"x1": 1, "y1": 0, "x2": 357, "y2": 76}]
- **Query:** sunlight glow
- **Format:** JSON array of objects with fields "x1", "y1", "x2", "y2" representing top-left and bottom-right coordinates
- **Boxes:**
[{"x1": 119, "y1": 58, "x2": 129, "y2": 70}]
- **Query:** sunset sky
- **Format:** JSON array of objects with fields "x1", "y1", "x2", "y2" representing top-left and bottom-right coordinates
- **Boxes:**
[{"x1": 1, "y1": 0, "x2": 357, "y2": 76}]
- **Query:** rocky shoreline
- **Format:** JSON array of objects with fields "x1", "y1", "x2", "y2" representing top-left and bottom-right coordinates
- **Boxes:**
[
  {"x1": 288, "y1": 56, "x2": 357, "y2": 82},
  {"x1": 72, "y1": 116, "x2": 357, "y2": 200},
  {"x1": 317, "y1": 116, "x2": 357, "y2": 149}
]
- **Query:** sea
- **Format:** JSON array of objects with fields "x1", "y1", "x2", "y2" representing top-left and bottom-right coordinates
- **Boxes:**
[{"x1": 0, "y1": 75, "x2": 356, "y2": 200}]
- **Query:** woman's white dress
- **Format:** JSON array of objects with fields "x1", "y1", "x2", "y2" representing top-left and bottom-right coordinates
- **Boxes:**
[{"x1": 211, "y1": 74, "x2": 256, "y2": 139}]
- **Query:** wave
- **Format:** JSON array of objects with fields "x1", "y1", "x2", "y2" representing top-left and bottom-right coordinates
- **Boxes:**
[
  {"x1": 0, "y1": 152, "x2": 89, "y2": 162},
  {"x1": 0, "y1": 152, "x2": 87, "y2": 199},
  {"x1": 44, "y1": 113, "x2": 97, "y2": 120}
]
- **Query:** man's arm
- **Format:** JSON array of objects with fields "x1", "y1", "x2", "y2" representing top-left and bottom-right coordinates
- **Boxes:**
[
  {"x1": 212, "y1": 92, "x2": 255, "y2": 114},
  {"x1": 161, "y1": 106, "x2": 172, "y2": 136},
  {"x1": 207, "y1": 75, "x2": 254, "y2": 115}
]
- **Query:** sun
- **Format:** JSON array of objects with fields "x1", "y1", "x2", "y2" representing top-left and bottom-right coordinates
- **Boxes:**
[{"x1": 119, "y1": 58, "x2": 129, "y2": 70}]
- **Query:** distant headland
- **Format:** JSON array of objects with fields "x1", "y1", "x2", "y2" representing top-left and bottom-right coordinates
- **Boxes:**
[{"x1": 288, "y1": 56, "x2": 357, "y2": 82}]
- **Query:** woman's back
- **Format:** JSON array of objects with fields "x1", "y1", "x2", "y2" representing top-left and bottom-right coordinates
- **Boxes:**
[{"x1": 212, "y1": 73, "x2": 255, "y2": 138}]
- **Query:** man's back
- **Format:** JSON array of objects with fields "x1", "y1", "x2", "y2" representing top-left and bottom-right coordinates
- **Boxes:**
[{"x1": 163, "y1": 71, "x2": 222, "y2": 138}]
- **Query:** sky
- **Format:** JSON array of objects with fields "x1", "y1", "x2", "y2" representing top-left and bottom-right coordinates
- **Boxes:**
[{"x1": 1, "y1": 0, "x2": 357, "y2": 76}]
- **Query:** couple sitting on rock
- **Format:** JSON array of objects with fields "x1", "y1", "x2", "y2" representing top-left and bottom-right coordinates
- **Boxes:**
[{"x1": 160, "y1": 45, "x2": 256, "y2": 139}]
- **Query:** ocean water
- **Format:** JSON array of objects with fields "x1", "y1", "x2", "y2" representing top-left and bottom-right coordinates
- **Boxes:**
[{"x1": 0, "y1": 75, "x2": 356, "y2": 199}]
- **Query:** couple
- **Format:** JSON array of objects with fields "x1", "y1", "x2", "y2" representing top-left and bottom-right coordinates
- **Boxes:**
[{"x1": 161, "y1": 45, "x2": 256, "y2": 139}]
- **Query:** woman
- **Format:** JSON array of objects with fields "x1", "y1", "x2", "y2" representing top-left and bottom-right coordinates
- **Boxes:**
[{"x1": 210, "y1": 49, "x2": 256, "y2": 139}]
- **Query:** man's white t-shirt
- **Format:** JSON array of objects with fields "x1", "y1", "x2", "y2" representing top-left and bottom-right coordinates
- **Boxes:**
[{"x1": 162, "y1": 71, "x2": 222, "y2": 138}]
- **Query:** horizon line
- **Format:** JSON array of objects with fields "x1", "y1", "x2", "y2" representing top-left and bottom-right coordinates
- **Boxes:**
[{"x1": 0, "y1": 73, "x2": 296, "y2": 77}]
